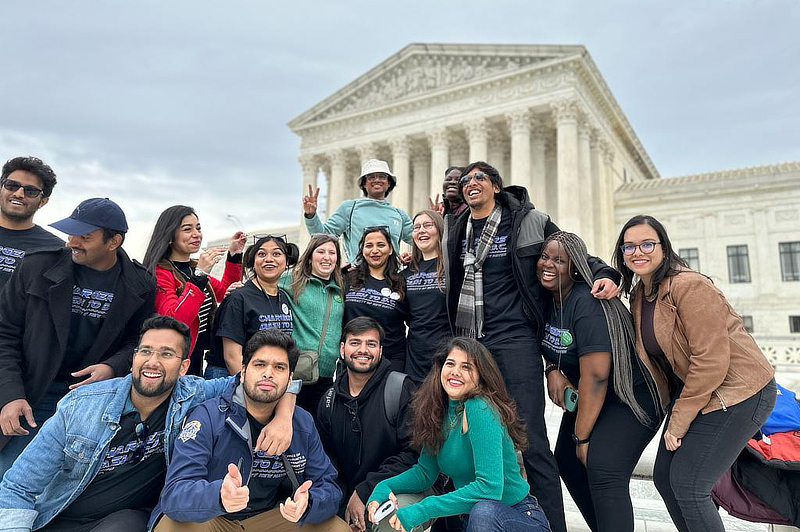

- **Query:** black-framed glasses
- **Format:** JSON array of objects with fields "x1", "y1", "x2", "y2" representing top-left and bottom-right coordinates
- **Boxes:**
[
  {"x1": 362, "y1": 225, "x2": 390, "y2": 235},
  {"x1": 250, "y1": 233, "x2": 287, "y2": 245},
  {"x1": 1, "y1": 179, "x2": 43, "y2": 198},
  {"x1": 134, "y1": 347, "x2": 181, "y2": 361},
  {"x1": 345, "y1": 403, "x2": 362, "y2": 434},
  {"x1": 620, "y1": 241, "x2": 661, "y2": 256},
  {"x1": 130, "y1": 420, "x2": 150, "y2": 463},
  {"x1": 459, "y1": 172, "x2": 490, "y2": 187}
]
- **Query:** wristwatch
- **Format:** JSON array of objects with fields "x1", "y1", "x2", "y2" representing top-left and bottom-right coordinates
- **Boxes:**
[
  {"x1": 572, "y1": 433, "x2": 591, "y2": 445},
  {"x1": 194, "y1": 268, "x2": 209, "y2": 277}
]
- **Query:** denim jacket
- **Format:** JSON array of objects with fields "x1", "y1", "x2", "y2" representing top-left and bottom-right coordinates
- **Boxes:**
[{"x1": 0, "y1": 374, "x2": 233, "y2": 532}]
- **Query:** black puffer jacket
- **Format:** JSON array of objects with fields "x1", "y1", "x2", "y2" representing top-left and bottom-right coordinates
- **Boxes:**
[{"x1": 316, "y1": 358, "x2": 417, "y2": 514}]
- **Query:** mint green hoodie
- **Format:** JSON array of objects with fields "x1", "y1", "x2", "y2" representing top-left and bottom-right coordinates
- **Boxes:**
[
  {"x1": 279, "y1": 272, "x2": 344, "y2": 378},
  {"x1": 305, "y1": 197, "x2": 413, "y2": 263}
]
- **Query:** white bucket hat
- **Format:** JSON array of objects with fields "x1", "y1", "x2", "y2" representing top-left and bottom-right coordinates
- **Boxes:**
[{"x1": 359, "y1": 159, "x2": 395, "y2": 179}]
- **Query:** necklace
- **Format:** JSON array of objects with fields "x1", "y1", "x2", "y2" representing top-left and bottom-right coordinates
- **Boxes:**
[
  {"x1": 448, "y1": 403, "x2": 463, "y2": 430},
  {"x1": 253, "y1": 278, "x2": 281, "y2": 317}
]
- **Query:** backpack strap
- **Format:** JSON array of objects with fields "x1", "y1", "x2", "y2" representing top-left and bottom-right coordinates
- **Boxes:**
[
  {"x1": 280, "y1": 454, "x2": 300, "y2": 492},
  {"x1": 384, "y1": 371, "x2": 408, "y2": 427}
]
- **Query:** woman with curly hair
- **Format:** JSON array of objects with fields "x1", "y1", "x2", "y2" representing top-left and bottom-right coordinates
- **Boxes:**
[
  {"x1": 344, "y1": 226, "x2": 409, "y2": 372},
  {"x1": 367, "y1": 337, "x2": 551, "y2": 532}
]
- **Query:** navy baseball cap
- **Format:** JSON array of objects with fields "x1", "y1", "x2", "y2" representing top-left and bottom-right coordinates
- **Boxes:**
[{"x1": 50, "y1": 198, "x2": 128, "y2": 236}]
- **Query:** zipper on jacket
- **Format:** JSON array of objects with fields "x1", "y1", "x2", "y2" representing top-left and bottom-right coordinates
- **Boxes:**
[{"x1": 714, "y1": 390, "x2": 728, "y2": 411}]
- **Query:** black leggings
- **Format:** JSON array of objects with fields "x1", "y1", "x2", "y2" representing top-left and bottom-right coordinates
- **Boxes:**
[
  {"x1": 555, "y1": 383, "x2": 658, "y2": 532},
  {"x1": 653, "y1": 379, "x2": 776, "y2": 532}
]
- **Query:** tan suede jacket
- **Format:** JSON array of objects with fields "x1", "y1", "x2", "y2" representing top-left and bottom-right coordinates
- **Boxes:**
[{"x1": 630, "y1": 269, "x2": 774, "y2": 438}]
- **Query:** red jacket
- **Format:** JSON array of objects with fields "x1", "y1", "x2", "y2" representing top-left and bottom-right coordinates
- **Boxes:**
[{"x1": 154, "y1": 258, "x2": 242, "y2": 355}]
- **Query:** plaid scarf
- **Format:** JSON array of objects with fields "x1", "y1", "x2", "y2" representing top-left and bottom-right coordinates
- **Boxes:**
[{"x1": 455, "y1": 204, "x2": 503, "y2": 338}]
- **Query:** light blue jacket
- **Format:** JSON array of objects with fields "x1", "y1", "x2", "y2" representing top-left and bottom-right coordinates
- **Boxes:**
[
  {"x1": 0, "y1": 375, "x2": 233, "y2": 532},
  {"x1": 305, "y1": 197, "x2": 413, "y2": 263}
]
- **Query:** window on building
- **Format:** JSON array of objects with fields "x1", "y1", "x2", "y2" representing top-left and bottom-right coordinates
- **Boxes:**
[
  {"x1": 779, "y1": 241, "x2": 800, "y2": 282},
  {"x1": 727, "y1": 245, "x2": 751, "y2": 283},
  {"x1": 791, "y1": 316, "x2": 800, "y2": 334},
  {"x1": 679, "y1": 248, "x2": 700, "y2": 272},
  {"x1": 741, "y1": 315, "x2": 754, "y2": 333}
]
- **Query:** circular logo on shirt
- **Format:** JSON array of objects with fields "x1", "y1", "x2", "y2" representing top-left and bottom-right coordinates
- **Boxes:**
[
  {"x1": 281, "y1": 303, "x2": 290, "y2": 314},
  {"x1": 389, "y1": 292, "x2": 400, "y2": 301},
  {"x1": 380, "y1": 287, "x2": 392, "y2": 297},
  {"x1": 560, "y1": 331, "x2": 574, "y2": 346},
  {"x1": 334, "y1": 294, "x2": 342, "y2": 303}
]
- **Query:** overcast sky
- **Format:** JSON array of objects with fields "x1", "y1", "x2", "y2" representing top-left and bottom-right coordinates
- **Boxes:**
[{"x1": 2, "y1": 1, "x2": 798, "y2": 258}]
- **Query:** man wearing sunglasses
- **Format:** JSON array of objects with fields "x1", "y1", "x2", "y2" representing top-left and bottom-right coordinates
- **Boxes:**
[
  {"x1": 302, "y1": 159, "x2": 413, "y2": 263},
  {"x1": 0, "y1": 316, "x2": 300, "y2": 532},
  {"x1": 441, "y1": 161, "x2": 621, "y2": 532},
  {"x1": 0, "y1": 198, "x2": 156, "y2": 476},
  {"x1": 0, "y1": 157, "x2": 64, "y2": 290}
]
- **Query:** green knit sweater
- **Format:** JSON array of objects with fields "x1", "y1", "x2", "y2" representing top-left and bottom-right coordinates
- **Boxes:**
[
  {"x1": 368, "y1": 396, "x2": 529, "y2": 530},
  {"x1": 279, "y1": 272, "x2": 343, "y2": 378}
]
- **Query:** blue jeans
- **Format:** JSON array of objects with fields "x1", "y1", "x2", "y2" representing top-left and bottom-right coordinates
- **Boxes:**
[
  {"x1": 0, "y1": 381, "x2": 69, "y2": 477},
  {"x1": 462, "y1": 495, "x2": 551, "y2": 532},
  {"x1": 203, "y1": 364, "x2": 231, "y2": 380}
]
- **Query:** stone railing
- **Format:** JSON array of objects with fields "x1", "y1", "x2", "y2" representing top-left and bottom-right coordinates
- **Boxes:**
[{"x1": 753, "y1": 334, "x2": 800, "y2": 370}]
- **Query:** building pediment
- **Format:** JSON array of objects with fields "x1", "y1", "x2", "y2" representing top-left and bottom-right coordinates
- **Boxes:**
[{"x1": 289, "y1": 43, "x2": 584, "y2": 130}]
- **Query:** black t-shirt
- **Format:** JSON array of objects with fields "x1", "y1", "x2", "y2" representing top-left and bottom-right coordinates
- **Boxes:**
[
  {"x1": 540, "y1": 282, "x2": 612, "y2": 385},
  {"x1": 461, "y1": 210, "x2": 534, "y2": 345},
  {"x1": 59, "y1": 261, "x2": 121, "y2": 382},
  {"x1": 0, "y1": 225, "x2": 63, "y2": 289},
  {"x1": 344, "y1": 274, "x2": 409, "y2": 362},
  {"x1": 402, "y1": 258, "x2": 451, "y2": 382},
  {"x1": 225, "y1": 414, "x2": 293, "y2": 521},
  {"x1": 58, "y1": 396, "x2": 170, "y2": 521},
  {"x1": 208, "y1": 281, "x2": 294, "y2": 368}
]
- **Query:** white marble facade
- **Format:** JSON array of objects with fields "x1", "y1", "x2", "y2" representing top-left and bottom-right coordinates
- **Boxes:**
[{"x1": 288, "y1": 43, "x2": 658, "y2": 260}]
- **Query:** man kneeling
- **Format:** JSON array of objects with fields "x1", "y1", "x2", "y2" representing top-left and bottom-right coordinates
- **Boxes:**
[{"x1": 151, "y1": 329, "x2": 347, "y2": 532}]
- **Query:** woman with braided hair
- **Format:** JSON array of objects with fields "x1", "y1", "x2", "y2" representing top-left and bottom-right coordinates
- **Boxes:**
[{"x1": 536, "y1": 231, "x2": 659, "y2": 532}]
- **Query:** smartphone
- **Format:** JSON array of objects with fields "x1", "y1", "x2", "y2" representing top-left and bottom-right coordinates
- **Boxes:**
[
  {"x1": 373, "y1": 499, "x2": 397, "y2": 522},
  {"x1": 564, "y1": 387, "x2": 579, "y2": 413}
]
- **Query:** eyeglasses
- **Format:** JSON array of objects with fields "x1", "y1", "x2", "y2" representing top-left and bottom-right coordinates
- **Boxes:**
[
  {"x1": 365, "y1": 174, "x2": 389, "y2": 182},
  {"x1": 459, "y1": 172, "x2": 490, "y2": 187},
  {"x1": 130, "y1": 420, "x2": 150, "y2": 463},
  {"x1": 363, "y1": 225, "x2": 390, "y2": 235},
  {"x1": 134, "y1": 347, "x2": 181, "y2": 361},
  {"x1": 620, "y1": 241, "x2": 661, "y2": 255},
  {"x1": 1, "y1": 179, "x2": 44, "y2": 198},
  {"x1": 412, "y1": 221, "x2": 435, "y2": 232},
  {"x1": 251, "y1": 233, "x2": 287, "y2": 245}
]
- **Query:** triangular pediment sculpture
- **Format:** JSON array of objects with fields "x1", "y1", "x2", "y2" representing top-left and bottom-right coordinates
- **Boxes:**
[{"x1": 289, "y1": 43, "x2": 583, "y2": 130}]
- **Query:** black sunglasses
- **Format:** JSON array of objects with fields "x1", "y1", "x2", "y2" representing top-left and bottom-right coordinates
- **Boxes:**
[
  {"x1": 1, "y1": 179, "x2": 44, "y2": 198},
  {"x1": 459, "y1": 172, "x2": 490, "y2": 187},
  {"x1": 130, "y1": 420, "x2": 150, "y2": 463},
  {"x1": 250, "y1": 233, "x2": 287, "y2": 245}
]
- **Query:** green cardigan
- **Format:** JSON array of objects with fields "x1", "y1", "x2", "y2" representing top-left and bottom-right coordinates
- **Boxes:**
[
  {"x1": 279, "y1": 272, "x2": 343, "y2": 378},
  {"x1": 368, "y1": 396, "x2": 529, "y2": 530}
]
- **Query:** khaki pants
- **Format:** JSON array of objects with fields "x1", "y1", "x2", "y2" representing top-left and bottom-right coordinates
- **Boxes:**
[{"x1": 154, "y1": 508, "x2": 350, "y2": 532}]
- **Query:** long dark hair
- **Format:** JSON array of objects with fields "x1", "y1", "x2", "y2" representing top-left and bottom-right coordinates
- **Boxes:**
[
  {"x1": 409, "y1": 337, "x2": 528, "y2": 453},
  {"x1": 612, "y1": 215, "x2": 688, "y2": 298},
  {"x1": 291, "y1": 234, "x2": 344, "y2": 297},
  {"x1": 143, "y1": 205, "x2": 197, "y2": 273},
  {"x1": 348, "y1": 226, "x2": 404, "y2": 298},
  {"x1": 409, "y1": 210, "x2": 445, "y2": 292},
  {"x1": 242, "y1": 236, "x2": 300, "y2": 282}
]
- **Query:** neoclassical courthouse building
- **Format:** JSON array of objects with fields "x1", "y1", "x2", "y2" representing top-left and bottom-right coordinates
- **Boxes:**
[{"x1": 258, "y1": 43, "x2": 799, "y2": 366}]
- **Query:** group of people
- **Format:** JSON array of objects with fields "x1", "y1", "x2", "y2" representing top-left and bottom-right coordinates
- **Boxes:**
[{"x1": 0, "y1": 154, "x2": 778, "y2": 532}]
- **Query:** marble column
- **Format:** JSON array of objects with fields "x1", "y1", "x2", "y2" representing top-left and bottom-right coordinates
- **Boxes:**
[
  {"x1": 545, "y1": 135, "x2": 558, "y2": 220},
  {"x1": 577, "y1": 118, "x2": 595, "y2": 252},
  {"x1": 357, "y1": 143, "x2": 377, "y2": 166},
  {"x1": 507, "y1": 108, "x2": 532, "y2": 191},
  {"x1": 327, "y1": 149, "x2": 348, "y2": 218},
  {"x1": 487, "y1": 127, "x2": 507, "y2": 180},
  {"x1": 449, "y1": 136, "x2": 469, "y2": 168},
  {"x1": 589, "y1": 131, "x2": 604, "y2": 258},
  {"x1": 530, "y1": 120, "x2": 548, "y2": 213},
  {"x1": 299, "y1": 155, "x2": 319, "y2": 250},
  {"x1": 411, "y1": 143, "x2": 430, "y2": 215},
  {"x1": 601, "y1": 141, "x2": 616, "y2": 259},
  {"x1": 551, "y1": 99, "x2": 581, "y2": 234},
  {"x1": 467, "y1": 118, "x2": 489, "y2": 162},
  {"x1": 427, "y1": 127, "x2": 450, "y2": 200},
  {"x1": 390, "y1": 136, "x2": 411, "y2": 214}
]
